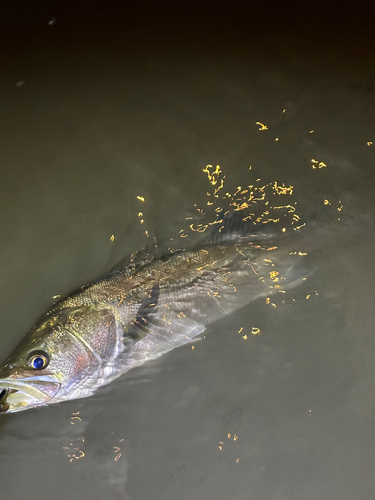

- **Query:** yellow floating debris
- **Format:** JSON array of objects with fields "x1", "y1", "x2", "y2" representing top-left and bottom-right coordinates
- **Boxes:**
[{"x1": 256, "y1": 122, "x2": 268, "y2": 131}]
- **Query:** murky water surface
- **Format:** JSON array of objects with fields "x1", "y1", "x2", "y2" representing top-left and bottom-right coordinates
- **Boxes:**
[{"x1": 1, "y1": 3, "x2": 375, "y2": 499}]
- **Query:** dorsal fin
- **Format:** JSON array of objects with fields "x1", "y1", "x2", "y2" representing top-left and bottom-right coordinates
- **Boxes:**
[
  {"x1": 207, "y1": 210, "x2": 277, "y2": 245},
  {"x1": 108, "y1": 240, "x2": 159, "y2": 277}
]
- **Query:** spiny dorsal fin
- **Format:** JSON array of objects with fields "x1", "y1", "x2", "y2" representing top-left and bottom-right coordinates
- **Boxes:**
[{"x1": 108, "y1": 240, "x2": 159, "y2": 277}]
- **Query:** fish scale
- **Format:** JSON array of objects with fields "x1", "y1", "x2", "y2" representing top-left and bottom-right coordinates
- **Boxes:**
[{"x1": 0, "y1": 232, "x2": 308, "y2": 413}]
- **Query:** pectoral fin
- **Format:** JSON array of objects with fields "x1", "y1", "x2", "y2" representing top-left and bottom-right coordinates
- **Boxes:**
[{"x1": 125, "y1": 284, "x2": 160, "y2": 341}]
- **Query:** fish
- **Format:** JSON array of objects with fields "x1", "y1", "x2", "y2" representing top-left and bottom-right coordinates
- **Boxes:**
[{"x1": 0, "y1": 213, "x2": 311, "y2": 413}]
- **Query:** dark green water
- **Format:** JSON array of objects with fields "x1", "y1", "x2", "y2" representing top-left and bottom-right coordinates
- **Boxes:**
[{"x1": 0, "y1": 2, "x2": 375, "y2": 499}]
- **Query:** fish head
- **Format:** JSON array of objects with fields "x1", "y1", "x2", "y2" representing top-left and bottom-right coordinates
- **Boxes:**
[
  {"x1": 0, "y1": 346, "x2": 61, "y2": 414},
  {"x1": 0, "y1": 306, "x2": 112, "y2": 413}
]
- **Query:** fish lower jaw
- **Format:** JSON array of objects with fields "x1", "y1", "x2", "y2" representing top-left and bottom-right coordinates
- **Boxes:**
[
  {"x1": 0, "y1": 389, "x2": 49, "y2": 413},
  {"x1": 0, "y1": 379, "x2": 61, "y2": 413}
]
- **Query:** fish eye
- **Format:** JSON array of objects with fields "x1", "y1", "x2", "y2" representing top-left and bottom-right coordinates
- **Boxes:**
[{"x1": 28, "y1": 352, "x2": 49, "y2": 370}]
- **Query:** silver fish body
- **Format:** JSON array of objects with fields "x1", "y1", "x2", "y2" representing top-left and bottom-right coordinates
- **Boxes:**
[{"x1": 0, "y1": 238, "x2": 304, "y2": 413}]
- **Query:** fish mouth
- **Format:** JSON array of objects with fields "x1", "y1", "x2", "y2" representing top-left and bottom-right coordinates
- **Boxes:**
[{"x1": 0, "y1": 377, "x2": 61, "y2": 413}]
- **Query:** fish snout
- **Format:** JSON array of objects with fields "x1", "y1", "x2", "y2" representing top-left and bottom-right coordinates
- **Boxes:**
[{"x1": 0, "y1": 378, "x2": 61, "y2": 413}]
